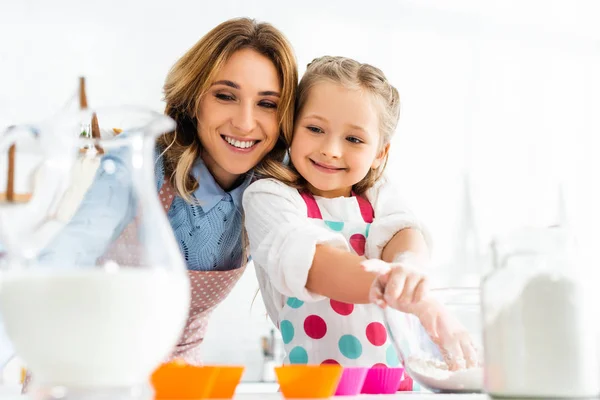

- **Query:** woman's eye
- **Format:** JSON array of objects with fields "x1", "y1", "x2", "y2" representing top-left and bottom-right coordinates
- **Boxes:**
[
  {"x1": 259, "y1": 101, "x2": 277, "y2": 109},
  {"x1": 215, "y1": 93, "x2": 235, "y2": 101},
  {"x1": 307, "y1": 126, "x2": 323, "y2": 133}
]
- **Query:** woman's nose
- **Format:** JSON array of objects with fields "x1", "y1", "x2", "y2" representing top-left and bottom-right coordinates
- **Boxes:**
[{"x1": 231, "y1": 103, "x2": 257, "y2": 133}]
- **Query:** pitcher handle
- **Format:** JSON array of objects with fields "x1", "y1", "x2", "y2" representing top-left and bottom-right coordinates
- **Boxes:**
[{"x1": 0, "y1": 126, "x2": 20, "y2": 152}]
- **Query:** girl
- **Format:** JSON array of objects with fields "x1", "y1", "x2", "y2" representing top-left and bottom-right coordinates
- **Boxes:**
[{"x1": 243, "y1": 56, "x2": 476, "y2": 369}]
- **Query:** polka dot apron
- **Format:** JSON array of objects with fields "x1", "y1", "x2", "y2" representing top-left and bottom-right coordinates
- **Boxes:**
[
  {"x1": 141, "y1": 182, "x2": 247, "y2": 365},
  {"x1": 280, "y1": 191, "x2": 401, "y2": 368}
]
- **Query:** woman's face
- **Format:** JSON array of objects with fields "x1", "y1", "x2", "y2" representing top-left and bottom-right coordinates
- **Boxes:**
[{"x1": 196, "y1": 48, "x2": 281, "y2": 189}]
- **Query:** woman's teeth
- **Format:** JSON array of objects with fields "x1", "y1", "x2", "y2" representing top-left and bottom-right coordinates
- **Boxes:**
[{"x1": 223, "y1": 136, "x2": 256, "y2": 149}]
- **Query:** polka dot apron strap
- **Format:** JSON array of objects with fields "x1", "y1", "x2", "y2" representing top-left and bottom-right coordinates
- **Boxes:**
[
  {"x1": 157, "y1": 180, "x2": 175, "y2": 211},
  {"x1": 97, "y1": 180, "x2": 176, "y2": 266},
  {"x1": 351, "y1": 191, "x2": 374, "y2": 223},
  {"x1": 299, "y1": 189, "x2": 374, "y2": 223},
  {"x1": 299, "y1": 190, "x2": 323, "y2": 219}
]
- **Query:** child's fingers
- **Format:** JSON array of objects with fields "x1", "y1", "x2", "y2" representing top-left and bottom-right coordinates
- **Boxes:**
[
  {"x1": 370, "y1": 285, "x2": 387, "y2": 308},
  {"x1": 460, "y1": 335, "x2": 479, "y2": 368},
  {"x1": 412, "y1": 276, "x2": 429, "y2": 303},
  {"x1": 398, "y1": 274, "x2": 420, "y2": 304},
  {"x1": 442, "y1": 341, "x2": 465, "y2": 371},
  {"x1": 436, "y1": 316, "x2": 466, "y2": 371},
  {"x1": 434, "y1": 326, "x2": 464, "y2": 371},
  {"x1": 384, "y1": 269, "x2": 407, "y2": 306},
  {"x1": 361, "y1": 259, "x2": 391, "y2": 274},
  {"x1": 370, "y1": 273, "x2": 389, "y2": 308}
]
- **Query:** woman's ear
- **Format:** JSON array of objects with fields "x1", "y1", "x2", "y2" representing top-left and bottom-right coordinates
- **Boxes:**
[{"x1": 371, "y1": 143, "x2": 390, "y2": 169}]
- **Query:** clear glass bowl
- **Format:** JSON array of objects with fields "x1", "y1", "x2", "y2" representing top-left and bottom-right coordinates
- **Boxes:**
[{"x1": 384, "y1": 288, "x2": 483, "y2": 393}]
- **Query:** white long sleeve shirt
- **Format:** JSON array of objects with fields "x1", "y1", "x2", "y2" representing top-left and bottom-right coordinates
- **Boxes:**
[{"x1": 243, "y1": 177, "x2": 431, "y2": 326}]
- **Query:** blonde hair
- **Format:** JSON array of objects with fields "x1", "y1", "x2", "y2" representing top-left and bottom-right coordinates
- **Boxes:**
[
  {"x1": 158, "y1": 18, "x2": 298, "y2": 201},
  {"x1": 265, "y1": 56, "x2": 400, "y2": 194}
]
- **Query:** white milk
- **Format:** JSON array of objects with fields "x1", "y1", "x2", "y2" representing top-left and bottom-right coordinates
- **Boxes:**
[{"x1": 0, "y1": 268, "x2": 190, "y2": 387}]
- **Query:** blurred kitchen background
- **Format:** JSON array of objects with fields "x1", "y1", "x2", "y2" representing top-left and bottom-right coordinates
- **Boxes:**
[{"x1": 0, "y1": 0, "x2": 598, "y2": 382}]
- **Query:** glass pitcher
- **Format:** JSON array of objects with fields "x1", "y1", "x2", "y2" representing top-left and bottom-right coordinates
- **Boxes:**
[
  {"x1": 482, "y1": 226, "x2": 599, "y2": 398},
  {"x1": 0, "y1": 107, "x2": 191, "y2": 400}
]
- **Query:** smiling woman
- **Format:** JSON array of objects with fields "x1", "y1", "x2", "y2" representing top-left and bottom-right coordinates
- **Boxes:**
[{"x1": 142, "y1": 18, "x2": 297, "y2": 363}]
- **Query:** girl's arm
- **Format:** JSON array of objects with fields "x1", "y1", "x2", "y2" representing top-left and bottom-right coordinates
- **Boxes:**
[
  {"x1": 244, "y1": 179, "x2": 351, "y2": 303},
  {"x1": 365, "y1": 178, "x2": 432, "y2": 267},
  {"x1": 381, "y1": 228, "x2": 429, "y2": 265},
  {"x1": 306, "y1": 245, "x2": 376, "y2": 304},
  {"x1": 243, "y1": 179, "x2": 426, "y2": 305}
]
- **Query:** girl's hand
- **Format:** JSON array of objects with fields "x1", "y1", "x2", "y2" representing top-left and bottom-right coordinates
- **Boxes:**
[
  {"x1": 362, "y1": 258, "x2": 429, "y2": 311},
  {"x1": 362, "y1": 258, "x2": 478, "y2": 370},
  {"x1": 409, "y1": 299, "x2": 479, "y2": 370}
]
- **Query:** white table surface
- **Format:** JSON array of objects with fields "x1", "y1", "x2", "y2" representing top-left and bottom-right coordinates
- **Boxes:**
[{"x1": 0, "y1": 383, "x2": 490, "y2": 399}]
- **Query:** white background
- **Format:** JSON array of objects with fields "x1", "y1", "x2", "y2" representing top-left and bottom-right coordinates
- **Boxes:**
[{"x1": 1, "y1": 0, "x2": 599, "y2": 381}]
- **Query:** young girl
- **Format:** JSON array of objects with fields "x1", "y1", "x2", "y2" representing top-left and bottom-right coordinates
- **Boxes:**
[{"x1": 243, "y1": 56, "x2": 477, "y2": 369}]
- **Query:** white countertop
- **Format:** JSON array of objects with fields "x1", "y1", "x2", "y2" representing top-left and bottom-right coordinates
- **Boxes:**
[
  {"x1": 233, "y1": 382, "x2": 488, "y2": 399},
  {"x1": 0, "y1": 383, "x2": 489, "y2": 399}
]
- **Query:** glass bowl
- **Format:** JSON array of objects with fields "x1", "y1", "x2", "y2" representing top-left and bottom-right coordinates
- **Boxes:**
[{"x1": 384, "y1": 287, "x2": 483, "y2": 393}]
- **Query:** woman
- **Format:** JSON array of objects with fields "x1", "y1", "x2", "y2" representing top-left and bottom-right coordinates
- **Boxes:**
[
  {"x1": 2, "y1": 17, "x2": 298, "y2": 370},
  {"x1": 151, "y1": 17, "x2": 297, "y2": 363}
]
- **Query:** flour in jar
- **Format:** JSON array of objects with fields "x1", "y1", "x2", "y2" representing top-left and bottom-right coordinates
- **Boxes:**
[
  {"x1": 484, "y1": 272, "x2": 599, "y2": 398},
  {"x1": 405, "y1": 355, "x2": 483, "y2": 392}
]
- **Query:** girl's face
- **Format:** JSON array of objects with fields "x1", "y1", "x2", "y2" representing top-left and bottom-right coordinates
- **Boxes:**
[
  {"x1": 290, "y1": 81, "x2": 388, "y2": 198},
  {"x1": 196, "y1": 48, "x2": 281, "y2": 189}
]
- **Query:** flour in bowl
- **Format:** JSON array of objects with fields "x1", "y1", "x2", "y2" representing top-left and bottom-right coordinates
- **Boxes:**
[{"x1": 405, "y1": 356, "x2": 483, "y2": 392}]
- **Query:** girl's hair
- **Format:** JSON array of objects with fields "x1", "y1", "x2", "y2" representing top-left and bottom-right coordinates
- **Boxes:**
[
  {"x1": 158, "y1": 17, "x2": 298, "y2": 202},
  {"x1": 263, "y1": 56, "x2": 401, "y2": 194}
]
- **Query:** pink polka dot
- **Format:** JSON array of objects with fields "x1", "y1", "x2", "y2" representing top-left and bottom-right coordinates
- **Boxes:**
[
  {"x1": 372, "y1": 363, "x2": 388, "y2": 368},
  {"x1": 330, "y1": 300, "x2": 354, "y2": 316},
  {"x1": 366, "y1": 322, "x2": 387, "y2": 346},
  {"x1": 349, "y1": 234, "x2": 366, "y2": 256},
  {"x1": 321, "y1": 359, "x2": 340, "y2": 365},
  {"x1": 304, "y1": 315, "x2": 327, "y2": 339}
]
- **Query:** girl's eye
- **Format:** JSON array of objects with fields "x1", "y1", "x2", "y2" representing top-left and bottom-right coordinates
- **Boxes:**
[
  {"x1": 307, "y1": 126, "x2": 324, "y2": 133},
  {"x1": 215, "y1": 93, "x2": 235, "y2": 101},
  {"x1": 259, "y1": 101, "x2": 277, "y2": 109},
  {"x1": 346, "y1": 136, "x2": 363, "y2": 144}
]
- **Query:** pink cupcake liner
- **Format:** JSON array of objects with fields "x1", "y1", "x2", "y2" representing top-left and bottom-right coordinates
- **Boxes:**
[
  {"x1": 361, "y1": 367, "x2": 405, "y2": 394},
  {"x1": 335, "y1": 367, "x2": 369, "y2": 396}
]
